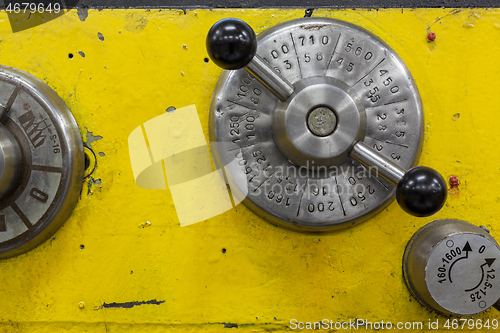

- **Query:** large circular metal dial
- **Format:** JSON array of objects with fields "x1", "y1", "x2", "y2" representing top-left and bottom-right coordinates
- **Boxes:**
[
  {"x1": 0, "y1": 66, "x2": 84, "y2": 258},
  {"x1": 403, "y1": 220, "x2": 500, "y2": 315},
  {"x1": 208, "y1": 18, "x2": 444, "y2": 232}
]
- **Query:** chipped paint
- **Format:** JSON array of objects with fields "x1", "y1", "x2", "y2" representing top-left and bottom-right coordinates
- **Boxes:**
[
  {"x1": 77, "y1": 8, "x2": 89, "y2": 22},
  {"x1": 85, "y1": 129, "x2": 103, "y2": 149},
  {"x1": 87, "y1": 177, "x2": 102, "y2": 195},
  {"x1": 102, "y1": 299, "x2": 165, "y2": 309},
  {"x1": 304, "y1": 8, "x2": 314, "y2": 17},
  {"x1": 124, "y1": 13, "x2": 149, "y2": 33},
  {"x1": 139, "y1": 221, "x2": 152, "y2": 228}
]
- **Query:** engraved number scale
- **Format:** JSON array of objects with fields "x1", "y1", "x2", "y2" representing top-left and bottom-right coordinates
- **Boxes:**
[
  {"x1": 0, "y1": 66, "x2": 84, "y2": 258},
  {"x1": 207, "y1": 18, "x2": 447, "y2": 232}
]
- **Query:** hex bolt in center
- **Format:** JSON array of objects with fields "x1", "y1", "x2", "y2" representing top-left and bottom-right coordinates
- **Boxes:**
[{"x1": 307, "y1": 107, "x2": 337, "y2": 137}]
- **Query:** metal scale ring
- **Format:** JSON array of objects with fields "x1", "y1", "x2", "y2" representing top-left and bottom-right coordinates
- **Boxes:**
[
  {"x1": 207, "y1": 17, "x2": 447, "y2": 232},
  {"x1": 0, "y1": 66, "x2": 84, "y2": 258}
]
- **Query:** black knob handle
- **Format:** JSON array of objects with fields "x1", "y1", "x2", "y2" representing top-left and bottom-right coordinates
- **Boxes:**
[
  {"x1": 396, "y1": 166, "x2": 447, "y2": 217},
  {"x1": 206, "y1": 18, "x2": 257, "y2": 70}
]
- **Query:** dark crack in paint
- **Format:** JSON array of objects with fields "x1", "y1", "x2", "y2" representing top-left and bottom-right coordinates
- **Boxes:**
[
  {"x1": 223, "y1": 323, "x2": 238, "y2": 328},
  {"x1": 102, "y1": 299, "x2": 165, "y2": 309}
]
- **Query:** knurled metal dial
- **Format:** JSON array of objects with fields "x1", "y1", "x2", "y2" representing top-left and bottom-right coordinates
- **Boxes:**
[
  {"x1": 0, "y1": 66, "x2": 84, "y2": 258},
  {"x1": 209, "y1": 18, "x2": 423, "y2": 231},
  {"x1": 403, "y1": 220, "x2": 500, "y2": 315}
]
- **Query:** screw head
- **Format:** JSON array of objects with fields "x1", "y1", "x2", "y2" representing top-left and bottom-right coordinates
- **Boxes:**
[{"x1": 307, "y1": 107, "x2": 337, "y2": 137}]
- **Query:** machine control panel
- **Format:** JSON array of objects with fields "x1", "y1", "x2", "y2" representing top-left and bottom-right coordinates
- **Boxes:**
[
  {"x1": 206, "y1": 18, "x2": 447, "y2": 232},
  {"x1": 0, "y1": 66, "x2": 84, "y2": 258}
]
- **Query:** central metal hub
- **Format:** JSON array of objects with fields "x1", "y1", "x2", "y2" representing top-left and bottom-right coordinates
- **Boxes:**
[
  {"x1": 0, "y1": 127, "x2": 22, "y2": 200},
  {"x1": 307, "y1": 106, "x2": 337, "y2": 137},
  {"x1": 273, "y1": 76, "x2": 366, "y2": 168}
]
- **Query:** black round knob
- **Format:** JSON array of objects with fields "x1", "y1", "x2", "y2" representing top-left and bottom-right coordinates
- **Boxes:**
[
  {"x1": 206, "y1": 18, "x2": 257, "y2": 70},
  {"x1": 396, "y1": 166, "x2": 447, "y2": 217}
]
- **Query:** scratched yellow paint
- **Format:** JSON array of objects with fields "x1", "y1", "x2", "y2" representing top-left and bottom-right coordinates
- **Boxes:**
[{"x1": 0, "y1": 7, "x2": 499, "y2": 332}]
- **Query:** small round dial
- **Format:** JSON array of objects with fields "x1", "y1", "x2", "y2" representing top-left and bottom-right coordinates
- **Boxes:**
[
  {"x1": 426, "y1": 234, "x2": 500, "y2": 314},
  {"x1": 403, "y1": 219, "x2": 500, "y2": 315}
]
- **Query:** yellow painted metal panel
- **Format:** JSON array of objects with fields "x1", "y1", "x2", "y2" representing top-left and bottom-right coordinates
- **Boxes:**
[{"x1": 0, "y1": 7, "x2": 499, "y2": 332}]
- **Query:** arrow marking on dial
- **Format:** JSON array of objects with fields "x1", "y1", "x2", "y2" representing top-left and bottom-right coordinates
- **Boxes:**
[
  {"x1": 448, "y1": 241, "x2": 472, "y2": 283},
  {"x1": 464, "y1": 258, "x2": 496, "y2": 292}
]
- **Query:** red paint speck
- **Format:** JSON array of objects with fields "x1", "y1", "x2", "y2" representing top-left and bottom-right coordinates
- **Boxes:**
[
  {"x1": 427, "y1": 32, "x2": 436, "y2": 41},
  {"x1": 449, "y1": 176, "x2": 460, "y2": 188}
]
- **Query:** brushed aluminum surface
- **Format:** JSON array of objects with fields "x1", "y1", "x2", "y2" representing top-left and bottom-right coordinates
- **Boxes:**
[
  {"x1": 209, "y1": 17, "x2": 423, "y2": 231},
  {"x1": 403, "y1": 219, "x2": 500, "y2": 315}
]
